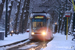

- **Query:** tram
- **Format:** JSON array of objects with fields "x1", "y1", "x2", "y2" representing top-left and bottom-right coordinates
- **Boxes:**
[{"x1": 29, "y1": 12, "x2": 53, "y2": 41}]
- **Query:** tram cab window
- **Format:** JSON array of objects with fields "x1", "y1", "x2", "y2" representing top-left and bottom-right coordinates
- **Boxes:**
[
  {"x1": 32, "y1": 22, "x2": 46, "y2": 29},
  {"x1": 31, "y1": 17, "x2": 47, "y2": 29},
  {"x1": 33, "y1": 22, "x2": 43, "y2": 27},
  {"x1": 37, "y1": 22, "x2": 43, "y2": 27}
]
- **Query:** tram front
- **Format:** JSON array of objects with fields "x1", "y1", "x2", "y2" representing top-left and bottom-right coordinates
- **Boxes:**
[{"x1": 29, "y1": 13, "x2": 51, "y2": 40}]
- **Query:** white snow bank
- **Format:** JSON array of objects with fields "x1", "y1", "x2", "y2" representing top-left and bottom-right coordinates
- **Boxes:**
[
  {"x1": 0, "y1": 32, "x2": 29, "y2": 46},
  {"x1": 43, "y1": 33, "x2": 74, "y2": 50}
]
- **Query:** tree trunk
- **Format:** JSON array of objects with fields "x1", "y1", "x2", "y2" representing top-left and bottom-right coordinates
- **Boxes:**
[
  {"x1": 13, "y1": 0, "x2": 21, "y2": 34},
  {"x1": 0, "y1": 0, "x2": 5, "y2": 19},
  {"x1": 7, "y1": 1, "x2": 13, "y2": 34},
  {"x1": 23, "y1": 0, "x2": 30, "y2": 32},
  {"x1": 18, "y1": 0, "x2": 26, "y2": 33}
]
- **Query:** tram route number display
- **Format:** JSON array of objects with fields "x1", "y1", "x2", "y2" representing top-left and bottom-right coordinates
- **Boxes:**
[{"x1": 34, "y1": 16, "x2": 44, "y2": 19}]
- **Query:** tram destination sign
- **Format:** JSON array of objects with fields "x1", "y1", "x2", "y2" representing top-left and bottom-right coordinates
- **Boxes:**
[{"x1": 34, "y1": 16, "x2": 44, "y2": 19}]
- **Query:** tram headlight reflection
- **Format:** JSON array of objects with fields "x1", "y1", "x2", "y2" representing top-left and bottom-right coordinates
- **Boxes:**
[{"x1": 31, "y1": 32, "x2": 35, "y2": 35}]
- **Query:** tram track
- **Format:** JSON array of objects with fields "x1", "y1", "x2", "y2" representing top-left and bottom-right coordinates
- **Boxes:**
[
  {"x1": 0, "y1": 39, "x2": 29, "y2": 47},
  {"x1": 0, "y1": 39, "x2": 30, "y2": 50},
  {"x1": 18, "y1": 38, "x2": 53, "y2": 50},
  {"x1": 7, "y1": 39, "x2": 52, "y2": 50},
  {"x1": 8, "y1": 41, "x2": 49, "y2": 50},
  {"x1": 19, "y1": 41, "x2": 49, "y2": 50},
  {"x1": 6, "y1": 37, "x2": 53, "y2": 50}
]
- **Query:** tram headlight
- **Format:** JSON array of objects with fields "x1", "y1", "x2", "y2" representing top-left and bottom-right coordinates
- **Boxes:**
[
  {"x1": 42, "y1": 32, "x2": 46, "y2": 36},
  {"x1": 31, "y1": 32, "x2": 35, "y2": 35}
]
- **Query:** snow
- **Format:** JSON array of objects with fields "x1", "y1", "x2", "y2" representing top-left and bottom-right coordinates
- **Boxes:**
[
  {"x1": 0, "y1": 32, "x2": 29, "y2": 46},
  {"x1": 8, "y1": 3, "x2": 11, "y2": 6},
  {"x1": 6, "y1": 40, "x2": 30, "y2": 49},
  {"x1": 17, "y1": 0, "x2": 20, "y2": 2},
  {"x1": 43, "y1": 33, "x2": 75, "y2": 50},
  {"x1": 19, "y1": 44, "x2": 37, "y2": 49},
  {"x1": 0, "y1": 32, "x2": 75, "y2": 50},
  {"x1": 0, "y1": 0, "x2": 2, "y2": 4}
]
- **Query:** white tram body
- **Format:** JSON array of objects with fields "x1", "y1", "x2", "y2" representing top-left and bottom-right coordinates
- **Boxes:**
[{"x1": 29, "y1": 12, "x2": 53, "y2": 41}]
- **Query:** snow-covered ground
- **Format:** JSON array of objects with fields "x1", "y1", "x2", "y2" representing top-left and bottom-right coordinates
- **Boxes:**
[
  {"x1": 0, "y1": 32, "x2": 75, "y2": 50},
  {"x1": 43, "y1": 33, "x2": 75, "y2": 50},
  {"x1": 0, "y1": 32, "x2": 29, "y2": 46}
]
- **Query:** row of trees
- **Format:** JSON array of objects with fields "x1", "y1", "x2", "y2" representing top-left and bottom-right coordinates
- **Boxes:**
[
  {"x1": 0, "y1": 0, "x2": 5, "y2": 19},
  {"x1": 0, "y1": 0, "x2": 73, "y2": 35},
  {"x1": 57, "y1": 0, "x2": 73, "y2": 34},
  {"x1": 0, "y1": 0, "x2": 30, "y2": 35},
  {"x1": 0, "y1": 0, "x2": 5, "y2": 29}
]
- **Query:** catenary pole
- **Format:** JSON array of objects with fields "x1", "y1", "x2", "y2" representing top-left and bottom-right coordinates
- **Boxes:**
[
  {"x1": 5, "y1": 0, "x2": 8, "y2": 37},
  {"x1": 65, "y1": 0, "x2": 67, "y2": 35}
]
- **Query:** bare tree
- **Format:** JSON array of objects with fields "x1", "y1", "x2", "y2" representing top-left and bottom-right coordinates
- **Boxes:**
[
  {"x1": 18, "y1": 0, "x2": 26, "y2": 33},
  {"x1": 23, "y1": 0, "x2": 30, "y2": 32},
  {"x1": 0, "y1": 0, "x2": 5, "y2": 19},
  {"x1": 7, "y1": 1, "x2": 13, "y2": 34},
  {"x1": 13, "y1": 0, "x2": 21, "y2": 34}
]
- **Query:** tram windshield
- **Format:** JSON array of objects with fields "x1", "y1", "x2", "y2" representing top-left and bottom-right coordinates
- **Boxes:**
[{"x1": 32, "y1": 19, "x2": 46, "y2": 30}]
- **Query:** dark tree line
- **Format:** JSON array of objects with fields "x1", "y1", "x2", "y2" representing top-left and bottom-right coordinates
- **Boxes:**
[
  {"x1": 12, "y1": 0, "x2": 30, "y2": 34},
  {"x1": 0, "y1": 0, "x2": 30, "y2": 34},
  {"x1": 0, "y1": 0, "x2": 5, "y2": 19},
  {"x1": 0, "y1": 0, "x2": 73, "y2": 35}
]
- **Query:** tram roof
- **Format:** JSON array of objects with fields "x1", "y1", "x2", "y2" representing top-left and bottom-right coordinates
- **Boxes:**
[
  {"x1": 32, "y1": 11, "x2": 46, "y2": 13},
  {"x1": 30, "y1": 12, "x2": 50, "y2": 19}
]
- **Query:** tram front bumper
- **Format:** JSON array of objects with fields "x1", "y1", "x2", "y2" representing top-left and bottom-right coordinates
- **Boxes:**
[
  {"x1": 31, "y1": 34, "x2": 46, "y2": 40},
  {"x1": 31, "y1": 31, "x2": 46, "y2": 36}
]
